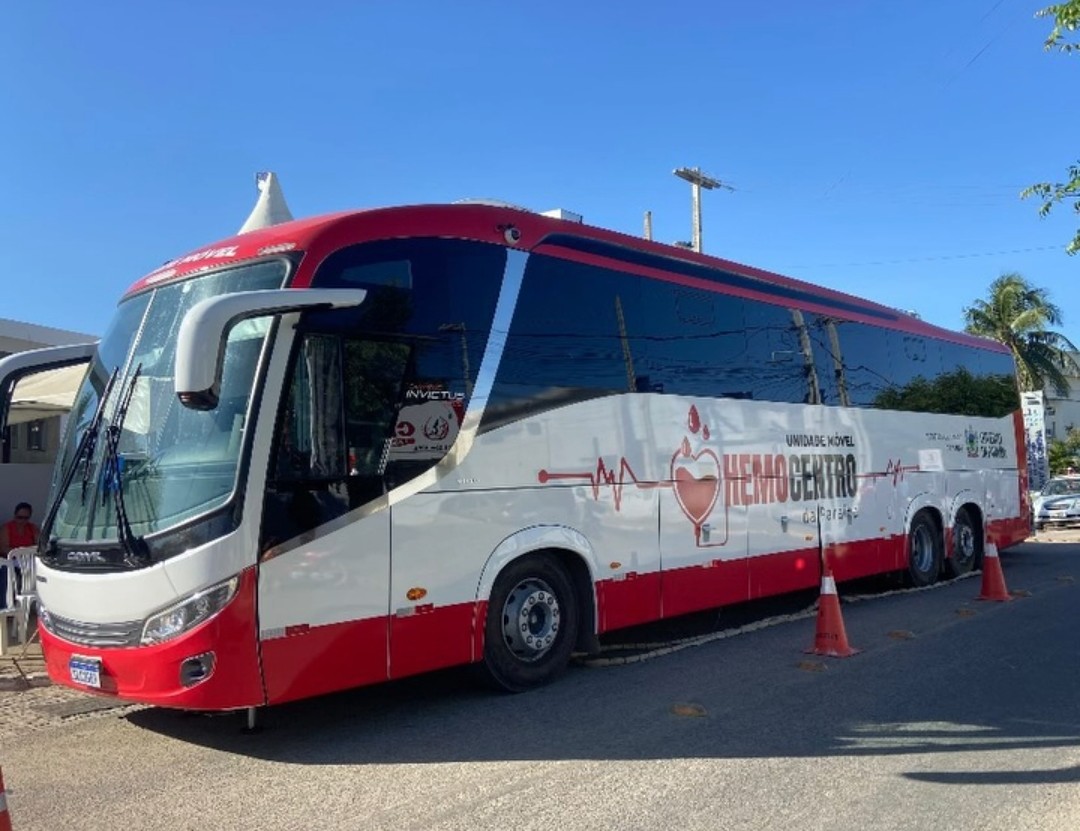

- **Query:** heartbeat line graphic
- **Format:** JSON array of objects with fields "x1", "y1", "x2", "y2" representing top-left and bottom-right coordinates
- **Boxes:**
[
  {"x1": 859, "y1": 458, "x2": 920, "y2": 486},
  {"x1": 538, "y1": 457, "x2": 663, "y2": 511}
]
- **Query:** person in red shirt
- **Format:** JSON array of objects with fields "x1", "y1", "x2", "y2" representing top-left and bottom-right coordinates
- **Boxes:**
[{"x1": 1, "y1": 502, "x2": 38, "y2": 607}]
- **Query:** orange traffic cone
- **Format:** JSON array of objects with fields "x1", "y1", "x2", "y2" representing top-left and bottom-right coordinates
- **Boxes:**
[
  {"x1": 977, "y1": 543, "x2": 1012, "y2": 602},
  {"x1": 806, "y1": 571, "x2": 860, "y2": 657},
  {"x1": 0, "y1": 765, "x2": 13, "y2": 831}
]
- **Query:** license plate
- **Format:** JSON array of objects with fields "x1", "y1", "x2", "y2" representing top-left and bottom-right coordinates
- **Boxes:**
[
  {"x1": 1050, "y1": 510, "x2": 1068, "y2": 518},
  {"x1": 69, "y1": 656, "x2": 101, "y2": 688}
]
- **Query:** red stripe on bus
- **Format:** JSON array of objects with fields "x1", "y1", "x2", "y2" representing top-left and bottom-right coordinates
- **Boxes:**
[
  {"x1": 596, "y1": 572, "x2": 662, "y2": 632},
  {"x1": 261, "y1": 615, "x2": 388, "y2": 705}
]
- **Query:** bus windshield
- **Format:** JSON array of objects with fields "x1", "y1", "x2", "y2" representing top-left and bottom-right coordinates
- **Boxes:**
[{"x1": 48, "y1": 260, "x2": 288, "y2": 543}]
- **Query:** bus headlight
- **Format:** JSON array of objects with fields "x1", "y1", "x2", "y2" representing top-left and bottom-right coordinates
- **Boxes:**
[{"x1": 140, "y1": 577, "x2": 239, "y2": 645}]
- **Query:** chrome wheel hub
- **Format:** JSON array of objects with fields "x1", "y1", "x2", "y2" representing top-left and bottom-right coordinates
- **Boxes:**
[
  {"x1": 955, "y1": 523, "x2": 975, "y2": 563},
  {"x1": 911, "y1": 525, "x2": 934, "y2": 573},
  {"x1": 501, "y1": 577, "x2": 560, "y2": 662}
]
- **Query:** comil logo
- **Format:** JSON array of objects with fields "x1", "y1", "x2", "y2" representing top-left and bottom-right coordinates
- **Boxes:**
[{"x1": 66, "y1": 550, "x2": 107, "y2": 564}]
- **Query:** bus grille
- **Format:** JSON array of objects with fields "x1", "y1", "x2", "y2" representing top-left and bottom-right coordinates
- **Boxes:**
[{"x1": 43, "y1": 610, "x2": 143, "y2": 647}]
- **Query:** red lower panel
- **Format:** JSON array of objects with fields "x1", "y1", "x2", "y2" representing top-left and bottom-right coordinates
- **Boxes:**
[
  {"x1": 748, "y1": 547, "x2": 820, "y2": 598},
  {"x1": 261, "y1": 616, "x2": 388, "y2": 705},
  {"x1": 471, "y1": 600, "x2": 489, "y2": 661},
  {"x1": 390, "y1": 601, "x2": 480, "y2": 680},
  {"x1": 988, "y1": 516, "x2": 1031, "y2": 551},
  {"x1": 822, "y1": 535, "x2": 907, "y2": 583},
  {"x1": 595, "y1": 572, "x2": 662, "y2": 633},
  {"x1": 661, "y1": 559, "x2": 749, "y2": 619},
  {"x1": 39, "y1": 568, "x2": 263, "y2": 711}
]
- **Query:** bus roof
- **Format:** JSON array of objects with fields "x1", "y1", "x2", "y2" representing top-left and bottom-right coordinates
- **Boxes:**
[{"x1": 126, "y1": 202, "x2": 1009, "y2": 354}]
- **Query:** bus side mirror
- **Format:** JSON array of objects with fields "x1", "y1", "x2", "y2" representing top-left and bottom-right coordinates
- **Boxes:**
[
  {"x1": 0, "y1": 344, "x2": 97, "y2": 444},
  {"x1": 174, "y1": 288, "x2": 367, "y2": 410}
]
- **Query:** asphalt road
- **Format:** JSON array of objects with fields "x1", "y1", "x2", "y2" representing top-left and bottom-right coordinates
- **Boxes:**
[{"x1": 3, "y1": 542, "x2": 1079, "y2": 831}]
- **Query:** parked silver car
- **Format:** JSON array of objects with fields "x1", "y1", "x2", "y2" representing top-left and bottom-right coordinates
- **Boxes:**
[{"x1": 1032, "y1": 476, "x2": 1080, "y2": 530}]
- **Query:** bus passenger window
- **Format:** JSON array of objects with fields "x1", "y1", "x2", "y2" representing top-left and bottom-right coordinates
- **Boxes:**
[
  {"x1": 343, "y1": 340, "x2": 410, "y2": 478},
  {"x1": 275, "y1": 335, "x2": 346, "y2": 481}
]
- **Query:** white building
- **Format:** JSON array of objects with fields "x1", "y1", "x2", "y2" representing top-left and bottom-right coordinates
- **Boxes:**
[{"x1": 1042, "y1": 351, "x2": 1080, "y2": 442}]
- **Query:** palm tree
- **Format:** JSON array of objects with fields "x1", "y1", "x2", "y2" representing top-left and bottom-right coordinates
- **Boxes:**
[{"x1": 963, "y1": 273, "x2": 1080, "y2": 396}]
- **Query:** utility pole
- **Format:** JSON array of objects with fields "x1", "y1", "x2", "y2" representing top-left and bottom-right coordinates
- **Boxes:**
[{"x1": 673, "y1": 167, "x2": 731, "y2": 253}]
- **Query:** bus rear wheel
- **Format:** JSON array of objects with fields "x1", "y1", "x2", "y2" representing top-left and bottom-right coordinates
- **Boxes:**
[
  {"x1": 907, "y1": 512, "x2": 942, "y2": 587},
  {"x1": 482, "y1": 554, "x2": 579, "y2": 693},
  {"x1": 945, "y1": 507, "x2": 981, "y2": 578}
]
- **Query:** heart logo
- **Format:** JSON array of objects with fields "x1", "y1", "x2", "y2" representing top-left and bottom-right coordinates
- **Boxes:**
[{"x1": 670, "y1": 447, "x2": 721, "y2": 527}]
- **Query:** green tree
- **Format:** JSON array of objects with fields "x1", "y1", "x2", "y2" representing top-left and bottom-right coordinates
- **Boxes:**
[
  {"x1": 962, "y1": 273, "x2": 1080, "y2": 395},
  {"x1": 873, "y1": 367, "x2": 1017, "y2": 417},
  {"x1": 1047, "y1": 426, "x2": 1080, "y2": 474},
  {"x1": 1048, "y1": 436, "x2": 1075, "y2": 474},
  {"x1": 1022, "y1": 2, "x2": 1080, "y2": 253}
]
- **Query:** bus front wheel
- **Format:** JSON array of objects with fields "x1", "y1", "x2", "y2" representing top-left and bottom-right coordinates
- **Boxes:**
[
  {"x1": 482, "y1": 554, "x2": 579, "y2": 693},
  {"x1": 907, "y1": 512, "x2": 942, "y2": 587}
]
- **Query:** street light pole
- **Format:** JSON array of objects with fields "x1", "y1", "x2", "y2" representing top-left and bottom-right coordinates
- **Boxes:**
[{"x1": 673, "y1": 167, "x2": 727, "y2": 253}]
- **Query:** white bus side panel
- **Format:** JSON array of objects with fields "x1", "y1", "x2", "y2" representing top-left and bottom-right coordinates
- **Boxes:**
[{"x1": 257, "y1": 510, "x2": 391, "y2": 700}]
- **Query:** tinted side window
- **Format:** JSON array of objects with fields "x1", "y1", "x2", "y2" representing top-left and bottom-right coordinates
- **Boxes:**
[
  {"x1": 833, "y1": 319, "x2": 1018, "y2": 416},
  {"x1": 634, "y1": 283, "x2": 756, "y2": 399},
  {"x1": 312, "y1": 238, "x2": 506, "y2": 409},
  {"x1": 275, "y1": 335, "x2": 346, "y2": 482},
  {"x1": 936, "y1": 341, "x2": 1019, "y2": 417},
  {"x1": 742, "y1": 302, "x2": 820, "y2": 404},
  {"x1": 635, "y1": 282, "x2": 833, "y2": 404},
  {"x1": 830, "y1": 320, "x2": 895, "y2": 407},
  {"x1": 805, "y1": 315, "x2": 850, "y2": 407},
  {"x1": 483, "y1": 256, "x2": 635, "y2": 429},
  {"x1": 888, "y1": 332, "x2": 942, "y2": 391}
]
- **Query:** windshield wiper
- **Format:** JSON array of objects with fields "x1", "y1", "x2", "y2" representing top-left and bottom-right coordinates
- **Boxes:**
[
  {"x1": 102, "y1": 363, "x2": 150, "y2": 565},
  {"x1": 39, "y1": 366, "x2": 120, "y2": 546},
  {"x1": 80, "y1": 367, "x2": 121, "y2": 503}
]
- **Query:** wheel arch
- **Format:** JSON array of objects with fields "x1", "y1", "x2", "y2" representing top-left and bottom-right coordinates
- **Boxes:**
[
  {"x1": 948, "y1": 495, "x2": 986, "y2": 543},
  {"x1": 475, "y1": 525, "x2": 600, "y2": 653},
  {"x1": 904, "y1": 496, "x2": 944, "y2": 540}
]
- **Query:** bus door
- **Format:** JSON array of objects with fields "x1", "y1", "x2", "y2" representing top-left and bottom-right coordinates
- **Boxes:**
[{"x1": 258, "y1": 334, "x2": 409, "y2": 702}]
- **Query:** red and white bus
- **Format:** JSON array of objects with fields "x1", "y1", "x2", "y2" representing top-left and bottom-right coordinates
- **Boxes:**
[{"x1": 0, "y1": 202, "x2": 1031, "y2": 716}]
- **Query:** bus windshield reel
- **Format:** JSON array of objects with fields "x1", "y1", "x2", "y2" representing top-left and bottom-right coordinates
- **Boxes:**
[
  {"x1": 174, "y1": 288, "x2": 368, "y2": 410},
  {"x1": 141, "y1": 577, "x2": 240, "y2": 645}
]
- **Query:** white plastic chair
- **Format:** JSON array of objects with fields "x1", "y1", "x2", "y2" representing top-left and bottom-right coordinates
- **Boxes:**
[
  {"x1": 2, "y1": 547, "x2": 37, "y2": 655},
  {"x1": 0, "y1": 561, "x2": 17, "y2": 655}
]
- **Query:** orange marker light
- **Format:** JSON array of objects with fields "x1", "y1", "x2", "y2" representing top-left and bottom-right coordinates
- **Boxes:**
[
  {"x1": 406, "y1": 587, "x2": 428, "y2": 601},
  {"x1": 609, "y1": 561, "x2": 622, "y2": 570}
]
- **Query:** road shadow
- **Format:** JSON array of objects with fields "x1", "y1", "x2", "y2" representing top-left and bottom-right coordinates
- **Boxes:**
[{"x1": 905, "y1": 765, "x2": 1080, "y2": 785}]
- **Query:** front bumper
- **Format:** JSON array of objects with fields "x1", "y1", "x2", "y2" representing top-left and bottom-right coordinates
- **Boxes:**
[{"x1": 39, "y1": 568, "x2": 264, "y2": 710}]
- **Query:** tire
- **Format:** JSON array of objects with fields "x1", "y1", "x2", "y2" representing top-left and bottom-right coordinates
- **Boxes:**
[
  {"x1": 907, "y1": 511, "x2": 942, "y2": 587},
  {"x1": 945, "y1": 506, "x2": 981, "y2": 578},
  {"x1": 481, "y1": 554, "x2": 579, "y2": 693}
]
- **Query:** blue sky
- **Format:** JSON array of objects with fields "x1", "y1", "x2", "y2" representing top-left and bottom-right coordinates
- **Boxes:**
[{"x1": 1, "y1": 1, "x2": 1076, "y2": 341}]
